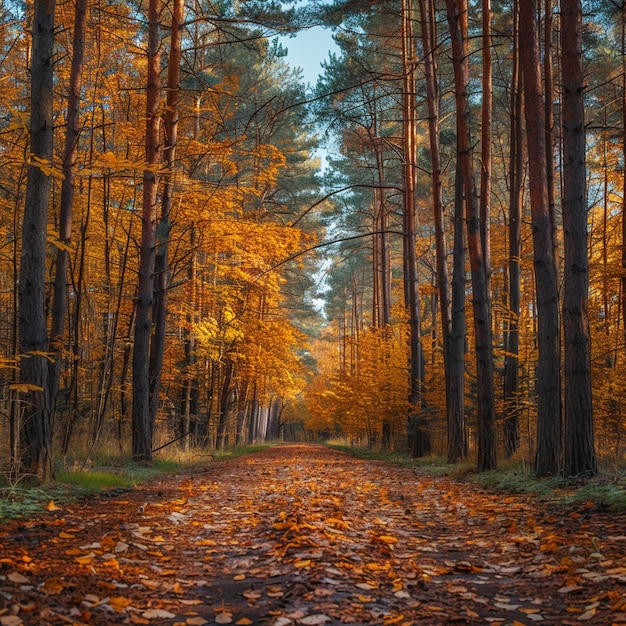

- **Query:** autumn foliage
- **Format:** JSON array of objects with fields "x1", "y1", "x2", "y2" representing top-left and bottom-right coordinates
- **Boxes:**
[{"x1": 1, "y1": 0, "x2": 626, "y2": 475}]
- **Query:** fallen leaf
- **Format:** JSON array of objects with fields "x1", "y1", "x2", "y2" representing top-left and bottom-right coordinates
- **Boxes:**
[
  {"x1": 42, "y1": 578, "x2": 65, "y2": 595},
  {"x1": 376, "y1": 535, "x2": 398, "y2": 545},
  {"x1": 215, "y1": 614, "x2": 233, "y2": 624},
  {"x1": 7, "y1": 572, "x2": 29, "y2": 584},
  {"x1": 46, "y1": 501, "x2": 61, "y2": 511},
  {"x1": 142, "y1": 609, "x2": 177, "y2": 619},
  {"x1": 299, "y1": 616, "x2": 331, "y2": 625},
  {"x1": 577, "y1": 607, "x2": 597, "y2": 621},
  {"x1": 109, "y1": 596, "x2": 132, "y2": 613},
  {"x1": 75, "y1": 556, "x2": 94, "y2": 565}
]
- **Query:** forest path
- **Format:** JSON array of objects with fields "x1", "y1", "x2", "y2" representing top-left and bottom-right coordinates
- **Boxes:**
[{"x1": 1, "y1": 444, "x2": 626, "y2": 625}]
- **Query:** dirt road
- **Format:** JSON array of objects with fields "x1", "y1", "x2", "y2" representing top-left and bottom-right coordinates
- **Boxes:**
[{"x1": 1, "y1": 444, "x2": 625, "y2": 625}]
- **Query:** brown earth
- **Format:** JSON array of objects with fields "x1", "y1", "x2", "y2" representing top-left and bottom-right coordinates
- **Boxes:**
[{"x1": 1, "y1": 444, "x2": 626, "y2": 625}]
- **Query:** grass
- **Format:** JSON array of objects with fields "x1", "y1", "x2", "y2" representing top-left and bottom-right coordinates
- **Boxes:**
[
  {"x1": 326, "y1": 441, "x2": 474, "y2": 476},
  {"x1": 215, "y1": 443, "x2": 271, "y2": 459},
  {"x1": 55, "y1": 470, "x2": 136, "y2": 490}
]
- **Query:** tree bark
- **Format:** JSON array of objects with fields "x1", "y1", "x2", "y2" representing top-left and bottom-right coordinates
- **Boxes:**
[
  {"x1": 445, "y1": 0, "x2": 497, "y2": 470},
  {"x1": 149, "y1": 0, "x2": 185, "y2": 430},
  {"x1": 48, "y1": 0, "x2": 86, "y2": 423},
  {"x1": 504, "y1": 0, "x2": 523, "y2": 457},
  {"x1": 402, "y1": 0, "x2": 428, "y2": 457},
  {"x1": 561, "y1": 0, "x2": 596, "y2": 477},
  {"x1": 519, "y1": 0, "x2": 562, "y2": 477},
  {"x1": 449, "y1": 164, "x2": 468, "y2": 462},
  {"x1": 132, "y1": 0, "x2": 161, "y2": 462},
  {"x1": 418, "y1": 0, "x2": 466, "y2": 462},
  {"x1": 480, "y1": 0, "x2": 492, "y2": 291},
  {"x1": 621, "y1": 9, "x2": 626, "y2": 429},
  {"x1": 18, "y1": 0, "x2": 56, "y2": 480}
]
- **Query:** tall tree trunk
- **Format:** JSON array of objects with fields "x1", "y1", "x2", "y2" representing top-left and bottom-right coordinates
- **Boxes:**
[
  {"x1": 480, "y1": 0, "x2": 492, "y2": 291},
  {"x1": 449, "y1": 164, "x2": 468, "y2": 461},
  {"x1": 519, "y1": 0, "x2": 562, "y2": 477},
  {"x1": 504, "y1": 0, "x2": 523, "y2": 457},
  {"x1": 418, "y1": 0, "x2": 465, "y2": 461},
  {"x1": 374, "y1": 142, "x2": 391, "y2": 328},
  {"x1": 18, "y1": 0, "x2": 56, "y2": 480},
  {"x1": 132, "y1": 0, "x2": 161, "y2": 462},
  {"x1": 561, "y1": 0, "x2": 596, "y2": 477},
  {"x1": 402, "y1": 0, "x2": 428, "y2": 457},
  {"x1": 49, "y1": 0, "x2": 86, "y2": 421},
  {"x1": 149, "y1": 0, "x2": 184, "y2": 429},
  {"x1": 445, "y1": 0, "x2": 497, "y2": 470},
  {"x1": 621, "y1": 13, "x2": 626, "y2": 407},
  {"x1": 544, "y1": 0, "x2": 558, "y2": 255}
]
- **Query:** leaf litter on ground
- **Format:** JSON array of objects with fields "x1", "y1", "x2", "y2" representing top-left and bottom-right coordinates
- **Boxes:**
[{"x1": 0, "y1": 444, "x2": 625, "y2": 625}]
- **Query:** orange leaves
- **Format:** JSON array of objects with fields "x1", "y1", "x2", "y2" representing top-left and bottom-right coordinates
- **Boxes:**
[
  {"x1": 375, "y1": 534, "x2": 399, "y2": 546},
  {"x1": 3, "y1": 446, "x2": 626, "y2": 626},
  {"x1": 109, "y1": 596, "x2": 132, "y2": 613},
  {"x1": 41, "y1": 578, "x2": 65, "y2": 596}
]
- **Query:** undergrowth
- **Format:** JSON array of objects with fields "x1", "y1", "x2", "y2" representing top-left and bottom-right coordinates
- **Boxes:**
[{"x1": 330, "y1": 442, "x2": 626, "y2": 511}]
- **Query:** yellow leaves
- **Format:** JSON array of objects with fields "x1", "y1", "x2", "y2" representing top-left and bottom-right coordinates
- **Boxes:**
[
  {"x1": 375, "y1": 535, "x2": 399, "y2": 546},
  {"x1": 9, "y1": 383, "x2": 44, "y2": 394},
  {"x1": 27, "y1": 154, "x2": 65, "y2": 180},
  {"x1": 304, "y1": 325, "x2": 410, "y2": 441},
  {"x1": 540, "y1": 533, "x2": 564, "y2": 553},
  {"x1": 46, "y1": 501, "x2": 61, "y2": 512},
  {"x1": 86, "y1": 150, "x2": 166, "y2": 175},
  {"x1": 109, "y1": 596, "x2": 132, "y2": 613},
  {"x1": 324, "y1": 517, "x2": 350, "y2": 531}
]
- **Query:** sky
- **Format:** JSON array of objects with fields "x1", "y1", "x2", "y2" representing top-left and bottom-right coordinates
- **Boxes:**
[{"x1": 279, "y1": 26, "x2": 338, "y2": 86}]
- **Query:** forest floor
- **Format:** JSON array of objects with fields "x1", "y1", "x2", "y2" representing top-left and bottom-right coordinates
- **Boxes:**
[{"x1": 1, "y1": 444, "x2": 626, "y2": 626}]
